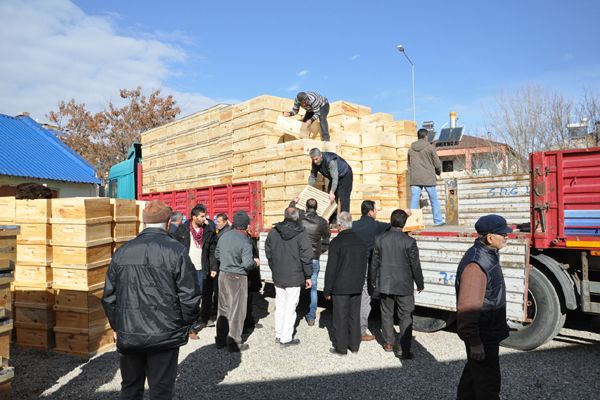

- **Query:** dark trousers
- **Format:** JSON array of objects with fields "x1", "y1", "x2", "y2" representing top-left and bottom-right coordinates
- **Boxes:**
[
  {"x1": 380, "y1": 294, "x2": 414, "y2": 352},
  {"x1": 328, "y1": 169, "x2": 353, "y2": 224},
  {"x1": 457, "y1": 342, "x2": 501, "y2": 400},
  {"x1": 200, "y1": 271, "x2": 218, "y2": 323},
  {"x1": 303, "y1": 102, "x2": 330, "y2": 141},
  {"x1": 332, "y1": 293, "x2": 362, "y2": 354},
  {"x1": 216, "y1": 271, "x2": 248, "y2": 346},
  {"x1": 120, "y1": 347, "x2": 179, "y2": 400}
]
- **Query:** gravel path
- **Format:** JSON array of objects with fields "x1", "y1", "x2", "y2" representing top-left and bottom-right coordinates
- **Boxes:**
[{"x1": 11, "y1": 293, "x2": 600, "y2": 400}]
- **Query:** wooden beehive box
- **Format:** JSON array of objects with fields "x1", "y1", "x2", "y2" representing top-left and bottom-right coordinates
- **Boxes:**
[
  {"x1": 0, "y1": 198, "x2": 16, "y2": 224},
  {"x1": 15, "y1": 199, "x2": 52, "y2": 223},
  {"x1": 13, "y1": 285, "x2": 54, "y2": 305},
  {"x1": 110, "y1": 199, "x2": 137, "y2": 222},
  {"x1": 54, "y1": 324, "x2": 114, "y2": 357},
  {"x1": 52, "y1": 243, "x2": 112, "y2": 268},
  {"x1": 16, "y1": 223, "x2": 51, "y2": 245},
  {"x1": 0, "y1": 229, "x2": 17, "y2": 271},
  {"x1": 112, "y1": 221, "x2": 137, "y2": 242},
  {"x1": 51, "y1": 198, "x2": 112, "y2": 224},
  {"x1": 51, "y1": 265, "x2": 109, "y2": 291},
  {"x1": 294, "y1": 185, "x2": 338, "y2": 220},
  {"x1": 15, "y1": 323, "x2": 54, "y2": 349},
  {"x1": 54, "y1": 284, "x2": 103, "y2": 311},
  {"x1": 14, "y1": 302, "x2": 54, "y2": 326},
  {"x1": 16, "y1": 244, "x2": 52, "y2": 266},
  {"x1": 0, "y1": 322, "x2": 12, "y2": 368},
  {"x1": 14, "y1": 265, "x2": 52, "y2": 287},
  {"x1": 51, "y1": 223, "x2": 112, "y2": 247},
  {"x1": 54, "y1": 305, "x2": 107, "y2": 331},
  {"x1": 0, "y1": 282, "x2": 12, "y2": 321}
]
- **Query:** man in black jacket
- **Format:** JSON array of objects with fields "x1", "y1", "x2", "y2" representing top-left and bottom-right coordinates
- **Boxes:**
[
  {"x1": 352, "y1": 200, "x2": 390, "y2": 341},
  {"x1": 370, "y1": 209, "x2": 424, "y2": 360},
  {"x1": 265, "y1": 207, "x2": 313, "y2": 347},
  {"x1": 173, "y1": 204, "x2": 218, "y2": 332},
  {"x1": 102, "y1": 200, "x2": 201, "y2": 399},
  {"x1": 289, "y1": 197, "x2": 331, "y2": 326},
  {"x1": 324, "y1": 212, "x2": 367, "y2": 355}
]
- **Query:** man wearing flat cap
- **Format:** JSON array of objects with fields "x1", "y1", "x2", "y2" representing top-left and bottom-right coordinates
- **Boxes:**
[
  {"x1": 455, "y1": 214, "x2": 512, "y2": 400},
  {"x1": 215, "y1": 210, "x2": 259, "y2": 352},
  {"x1": 102, "y1": 200, "x2": 201, "y2": 399}
]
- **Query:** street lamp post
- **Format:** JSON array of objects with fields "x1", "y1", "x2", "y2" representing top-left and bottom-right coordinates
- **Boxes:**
[{"x1": 396, "y1": 44, "x2": 416, "y2": 122}]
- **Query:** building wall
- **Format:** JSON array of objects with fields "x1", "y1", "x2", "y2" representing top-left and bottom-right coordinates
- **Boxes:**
[{"x1": 0, "y1": 175, "x2": 98, "y2": 197}]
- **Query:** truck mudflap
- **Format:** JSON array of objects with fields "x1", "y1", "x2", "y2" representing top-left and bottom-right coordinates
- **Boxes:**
[{"x1": 258, "y1": 232, "x2": 529, "y2": 323}]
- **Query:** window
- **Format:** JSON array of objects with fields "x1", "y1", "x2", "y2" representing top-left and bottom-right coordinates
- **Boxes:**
[
  {"x1": 442, "y1": 160, "x2": 454, "y2": 172},
  {"x1": 108, "y1": 179, "x2": 118, "y2": 198}
]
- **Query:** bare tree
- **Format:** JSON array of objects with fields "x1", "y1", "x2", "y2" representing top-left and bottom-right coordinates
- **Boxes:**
[
  {"x1": 48, "y1": 87, "x2": 180, "y2": 180},
  {"x1": 485, "y1": 85, "x2": 600, "y2": 172}
]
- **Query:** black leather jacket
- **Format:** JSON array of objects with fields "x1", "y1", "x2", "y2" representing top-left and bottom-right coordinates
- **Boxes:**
[
  {"x1": 102, "y1": 228, "x2": 201, "y2": 353},
  {"x1": 301, "y1": 210, "x2": 330, "y2": 260}
]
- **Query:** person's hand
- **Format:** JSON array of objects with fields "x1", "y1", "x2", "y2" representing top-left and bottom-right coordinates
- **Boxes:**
[
  {"x1": 305, "y1": 279, "x2": 312, "y2": 289},
  {"x1": 324, "y1": 294, "x2": 331, "y2": 300},
  {"x1": 283, "y1": 111, "x2": 291, "y2": 117},
  {"x1": 113, "y1": 331, "x2": 117, "y2": 340},
  {"x1": 254, "y1": 258, "x2": 260, "y2": 266},
  {"x1": 417, "y1": 287, "x2": 424, "y2": 294},
  {"x1": 305, "y1": 119, "x2": 313, "y2": 127},
  {"x1": 470, "y1": 343, "x2": 485, "y2": 361},
  {"x1": 294, "y1": 196, "x2": 300, "y2": 204},
  {"x1": 329, "y1": 192, "x2": 336, "y2": 203},
  {"x1": 210, "y1": 271, "x2": 217, "y2": 278}
]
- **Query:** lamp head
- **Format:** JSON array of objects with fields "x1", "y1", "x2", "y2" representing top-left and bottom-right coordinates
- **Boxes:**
[{"x1": 396, "y1": 44, "x2": 405, "y2": 52}]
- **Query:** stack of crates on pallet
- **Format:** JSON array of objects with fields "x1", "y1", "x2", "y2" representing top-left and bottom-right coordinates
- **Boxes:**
[
  {"x1": 13, "y1": 199, "x2": 55, "y2": 350},
  {"x1": 0, "y1": 224, "x2": 17, "y2": 397},
  {"x1": 50, "y1": 198, "x2": 115, "y2": 357},
  {"x1": 110, "y1": 199, "x2": 137, "y2": 254}
]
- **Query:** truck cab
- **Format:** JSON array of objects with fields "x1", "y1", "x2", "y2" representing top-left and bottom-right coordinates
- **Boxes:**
[{"x1": 107, "y1": 143, "x2": 142, "y2": 199}]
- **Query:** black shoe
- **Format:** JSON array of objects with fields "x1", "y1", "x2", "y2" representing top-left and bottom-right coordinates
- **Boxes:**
[
  {"x1": 195, "y1": 322, "x2": 208, "y2": 331},
  {"x1": 306, "y1": 319, "x2": 315, "y2": 327},
  {"x1": 399, "y1": 351, "x2": 414, "y2": 360},
  {"x1": 215, "y1": 337, "x2": 226, "y2": 349},
  {"x1": 329, "y1": 347, "x2": 347, "y2": 356},
  {"x1": 280, "y1": 339, "x2": 300, "y2": 348}
]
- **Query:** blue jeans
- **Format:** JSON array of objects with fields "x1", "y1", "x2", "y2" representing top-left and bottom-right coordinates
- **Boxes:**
[
  {"x1": 196, "y1": 270, "x2": 204, "y2": 296},
  {"x1": 410, "y1": 185, "x2": 443, "y2": 225},
  {"x1": 306, "y1": 259, "x2": 320, "y2": 321}
]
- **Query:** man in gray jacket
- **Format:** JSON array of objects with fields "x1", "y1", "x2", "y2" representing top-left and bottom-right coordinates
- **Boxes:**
[
  {"x1": 265, "y1": 207, "x2": 313, "y2": 347},
  {"x1": 408, "y1": 128, "x2": 444, "y2": 225},
  {"x1": 370, "y1": 209, "x2": 424, "y2": 360},
  {"x1": 215, "y1": 210, "x2": 258, "y2": 352}
]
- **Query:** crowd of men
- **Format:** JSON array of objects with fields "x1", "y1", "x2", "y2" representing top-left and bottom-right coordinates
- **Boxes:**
[{"x1": 102, "y1": 94, "x2": 510, "y2": 399}]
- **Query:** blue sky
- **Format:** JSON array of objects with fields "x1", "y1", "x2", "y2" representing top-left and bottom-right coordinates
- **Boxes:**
[{"x1": 1, "y1": 0, "x2": 598, "y2": 134}]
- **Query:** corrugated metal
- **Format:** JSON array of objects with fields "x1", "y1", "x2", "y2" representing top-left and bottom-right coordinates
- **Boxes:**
[
  {"x1": 0, "y1": 114, "x2": 100, "y2": 184},
  {"x1": 259, "y1": 232, "x2": 529, "y2": 322},
  {"x1": 422, "y1": 174, "x2": 530, "y2": 226}
]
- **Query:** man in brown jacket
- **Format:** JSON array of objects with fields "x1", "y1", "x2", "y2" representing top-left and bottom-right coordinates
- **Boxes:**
[{"x1": 408, "y1": 128, "x2": 444, "y2": 225}]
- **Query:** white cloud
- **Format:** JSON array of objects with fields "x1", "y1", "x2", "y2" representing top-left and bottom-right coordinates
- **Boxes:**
[
  {"x1": 0, "y1": 0, "x2": 218, "y2": 120},
  {"x1": 297, "y1": 69, "x2": 309, "y2": 77},
  {"x1": 350, "y1": 54, "x2": 360, "y2": 61},
  {"x1": 287, "y1": 83, "x2": 300, "y2": 92}
]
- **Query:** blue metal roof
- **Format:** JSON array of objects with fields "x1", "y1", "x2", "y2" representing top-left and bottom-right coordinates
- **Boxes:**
[{"x1": 0, "y1": 114, "x2": 101, "y2": 184}]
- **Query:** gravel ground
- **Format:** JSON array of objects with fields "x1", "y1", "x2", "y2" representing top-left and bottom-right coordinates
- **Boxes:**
[{"x1": 11, "y1": 291, "x2": 600, "y2": 400}]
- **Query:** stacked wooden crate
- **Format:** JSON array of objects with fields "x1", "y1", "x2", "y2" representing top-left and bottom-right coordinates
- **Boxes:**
[
  {"x1": 110, "y1": 199, "x2": 137, "y2": 254},
  {"x1": 13, "y1": 199, "x2": 55, "y2": 350},
  {"x1": 50, "y1": 198, "x2": 114, "y2": 357},
  {"x1": 0, "y1": 225, "x2": 17, "y2": 396},
  {"x1": 141, "y1": 94, "x2": 417, "y2": 227},
  {"x1": 135, "y1": 200, "x2": 147, "y2": 234}
]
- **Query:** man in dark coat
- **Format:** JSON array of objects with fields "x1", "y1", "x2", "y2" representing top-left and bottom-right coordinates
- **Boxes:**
[
  {"x1": 324, "y1": 212, "x2": 368, "y2": 355},
  {"x1": 102, "y1": 200, "x2": 201, "y2": 399},
  {"x1": 455, "y1": 215, "x2": 511, "y2": 400},
  {"x1": 308, "y1": 148, "x2": 353, "y2": 214},
  {"x1": 408, "y1": 128, "x2": 444, "y2": 225},
  {"x1": 370, "y1": 209, "x2": 424, "y2": 360},
  {"x1": 352, "y1": 200, "x2": 390, "y2": 341},
  {"x1": 265, "y1": 207, "x2": 313, "y2": 347},
  {"x1": 173, "y1": 204, "x2": 218, "y2": 333},
  {"x1": 289, "y1": 197, "x2": 331, "y2": 326}
]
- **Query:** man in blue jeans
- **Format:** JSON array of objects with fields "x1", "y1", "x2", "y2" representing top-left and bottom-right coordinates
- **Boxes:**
[
  {"x1": 408, "y1": 128, "x2": 444, "y2": 226},
  {"x1": 290, "y1": 197, "x2": 331, "y2": 325}
]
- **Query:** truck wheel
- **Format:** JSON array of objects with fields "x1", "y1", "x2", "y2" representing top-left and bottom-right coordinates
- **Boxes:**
[
  {"x1": 501, "y1": 267, "x2": 566, "y2": 350},
  {"x1": 413, "y1": 307, "x2": 456, "y2": 332}
]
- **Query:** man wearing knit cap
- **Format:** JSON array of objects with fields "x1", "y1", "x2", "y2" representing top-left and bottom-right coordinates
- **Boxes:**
[
  {"x1": 103, "y1": 200, "x2": 201, "y2": 399},
  {"x1": 215, "y1": 210, "x2": 258, "y2": 352}
]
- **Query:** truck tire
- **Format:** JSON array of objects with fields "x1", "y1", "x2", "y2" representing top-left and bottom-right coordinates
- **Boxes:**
[
  {"x1": 413, "y1": 307, "x2": 456, "y2": 332},
  {"x1": 501, "y1": 267, "x2": 566, "y2": 350}
]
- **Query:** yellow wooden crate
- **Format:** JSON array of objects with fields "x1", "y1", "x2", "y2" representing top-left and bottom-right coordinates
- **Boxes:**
[
  {"x1": 15, "y1": 199, "x2": 52, "y2": 223},
  {"x1": 16, "y1": 223, "x2": 51, "y2": 245},
  {"x1": 52, "y1": 243, "x2": 112, "y2": 268},
  {"x1": 16, "y1": 324, "x2": 54, "y2": 350},
  {"x1": 51, "y1": 197, "x2": 112, "y2": 224},
  {"x1": 54, "y1": 284, "x2": 104, "y2": 311},
  {"x1": 51, "y1": 264, "x2": 109, "y2": 291},
  {"x1": 16, "y1": 244, "x2": 52, "y2": 266},
  {"x1": 14, "y1": 265, "x2": 52, "y2": 285},
  {"x1": 113, "y1": 221, "x2": 137, "y2": 242},
  {"x1": 51, "y1": 223, "x2": 112, "y2": 247},
  {"x1": 0, "y1": 197, "x2": 15, "y2": 223},
  {"x1": 54, "y1": 325, "x2": 115, "y2": 358},
  {"x1": 15, "y1": 302, "x2": 55, "y2": 327},
  {"x1": 54, "y1": 306, "x2": 107, "y2": 331},
  {"x1": 13, "y1": 284, "x2": 54, "y2": 305},
  {"x1": 109, "y1": 199, "x2": 137, "y2": 222}
]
